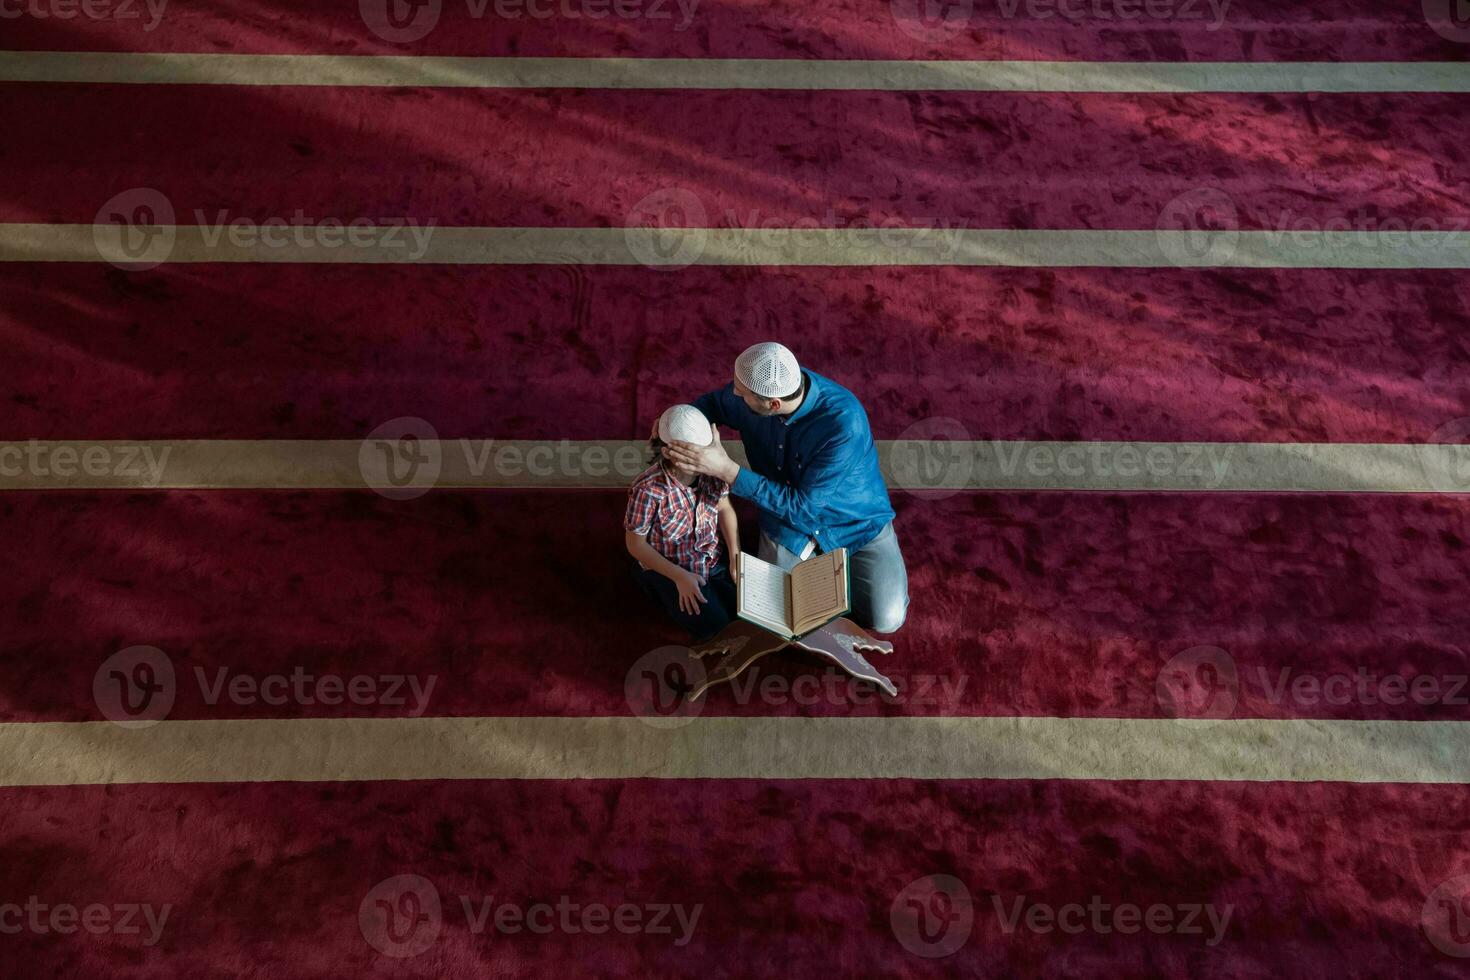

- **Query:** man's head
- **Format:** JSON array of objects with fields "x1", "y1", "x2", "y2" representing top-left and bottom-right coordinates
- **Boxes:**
[{"x1": 733, "y1": 342, "x2": 804, "y2": 417}]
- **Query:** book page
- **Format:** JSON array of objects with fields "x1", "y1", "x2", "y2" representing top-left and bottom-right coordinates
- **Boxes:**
[
  {"x1": 738, "y1": 552, "x2": 792, "y2": 635},
  {"x1": 791, "y1": 549, "x2": 849, "y2": 635}
]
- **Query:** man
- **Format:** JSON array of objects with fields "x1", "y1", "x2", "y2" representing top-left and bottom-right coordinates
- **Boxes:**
[{"x1": 663, "y1": 342, "x2": 909, "y2": 634}]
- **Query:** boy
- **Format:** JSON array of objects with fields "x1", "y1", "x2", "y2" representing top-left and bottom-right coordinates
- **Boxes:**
[{"x1": 624, "y1": 404, "x2": 740, "y2": 639}]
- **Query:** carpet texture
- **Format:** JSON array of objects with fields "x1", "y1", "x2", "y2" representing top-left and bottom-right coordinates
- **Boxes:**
[{"x1": 4, "y1": 0, "x2": 1470, "y2": 975}]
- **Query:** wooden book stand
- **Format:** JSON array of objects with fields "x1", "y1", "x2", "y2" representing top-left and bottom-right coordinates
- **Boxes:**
[{"x1": 686, "y1": 617, "x2": 896, "y2": 701}]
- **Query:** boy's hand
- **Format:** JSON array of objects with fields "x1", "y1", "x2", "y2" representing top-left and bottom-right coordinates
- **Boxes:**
[
  {"x1": 675, "y1": 569, "x2": 707, "y2": 616},
  {"x1": 729, "y1": 558, "x2": 740, "y2": 586},
  {"x1": 665, "y1": 428, "x2": 740, "y2": 484}
]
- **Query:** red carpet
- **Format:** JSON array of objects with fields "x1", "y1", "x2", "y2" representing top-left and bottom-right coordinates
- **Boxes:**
[
  {"x1": 1, "y1": 0, "x2": 1462, "y2": 61},
  {"x1": 5, "y1": 779, "x2": 1470, "y2": 978},
  {"x1": 2, "y1": 490, "x2": 1467, "y2": 722},
  {"x1": 4, "y1": 263, "x2": 1468, "y2": 441},
  {"x1": 4, "y1": 0, "x2": 1470, "y2": 976},
  {"x1": 4, "y1": 88, "x2": 1469, "y2": 229}
]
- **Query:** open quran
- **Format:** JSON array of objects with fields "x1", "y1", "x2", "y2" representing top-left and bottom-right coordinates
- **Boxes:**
[{"x1": 737, "y1": 548, "x2": 850, "y2": 640}]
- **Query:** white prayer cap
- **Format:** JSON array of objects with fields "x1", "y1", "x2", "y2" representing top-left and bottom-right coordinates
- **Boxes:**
[
  {"x1": 658, "y1": 404, "x2": 713, "y2": 446},
  {"x1": 734, "y1": 342, "x2": 802, "y2": 399}
]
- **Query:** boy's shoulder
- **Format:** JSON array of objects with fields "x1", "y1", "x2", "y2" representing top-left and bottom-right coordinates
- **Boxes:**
[{"x1": 629, "y1": 463, "x2": 671, "y2": 496}]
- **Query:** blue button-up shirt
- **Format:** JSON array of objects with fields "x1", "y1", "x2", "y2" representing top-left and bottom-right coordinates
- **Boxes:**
[{"x1": 692, "y1": 370, "x2": 895, "y2": 556}]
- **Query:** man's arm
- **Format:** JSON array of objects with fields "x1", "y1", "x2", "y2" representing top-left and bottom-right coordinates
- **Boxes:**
[
  {"x1": 690, "y1": 386, "x2": 734, "y2": 427},
  {"x1": 727, "y1": 431, "x2": 853, "y2": 536},
  {"x1": 662, "y1": 426, "x2": 854, "y2": 535}
]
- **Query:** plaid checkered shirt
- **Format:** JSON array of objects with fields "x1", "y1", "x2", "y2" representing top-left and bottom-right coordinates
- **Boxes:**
[{"x1": 624, "y1": 463, "x2": 730, "y2": 579}]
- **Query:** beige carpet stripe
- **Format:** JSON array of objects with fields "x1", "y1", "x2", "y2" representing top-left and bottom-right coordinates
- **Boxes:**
[
  {"x1": 5, "y1": 224, "x2": 1470, "y2": 268},
  {"x1": 0, "y1": 439, "x2": 1466, "y2": 493},
  {"x1": 1, "y1": 716, "x2": 1467, "y2": 786},
  {"x1": 1, "y1": 53, "x2": 1467, "y2": 92}
]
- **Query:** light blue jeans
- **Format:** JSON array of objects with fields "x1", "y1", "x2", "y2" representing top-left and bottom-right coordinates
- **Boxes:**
[{"x1": 758, "y1": 522, "x2": 910, "y2": 634}]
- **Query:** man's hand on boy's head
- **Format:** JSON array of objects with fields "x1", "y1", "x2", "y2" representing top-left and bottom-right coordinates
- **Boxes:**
[{"x1": 663, "y1": 427, "x2": 740, "y2": 484}]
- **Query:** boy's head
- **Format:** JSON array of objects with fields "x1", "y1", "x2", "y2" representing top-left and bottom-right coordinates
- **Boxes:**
[
  {"x1": 733, "y1": 342, "x2": 803, "y2": 416},
  {"x1": 652, "y1": 404, "x2": 713, "y2": 476}
]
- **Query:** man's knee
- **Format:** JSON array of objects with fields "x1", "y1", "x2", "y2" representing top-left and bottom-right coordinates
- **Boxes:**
[{"x1": 864, "y1": 594, "x2": 909, "y2": 635}]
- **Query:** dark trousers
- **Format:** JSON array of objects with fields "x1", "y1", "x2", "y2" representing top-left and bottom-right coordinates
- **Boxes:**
[{"x1": 630, "y1": 561, "x2": 738, "y2": 640}]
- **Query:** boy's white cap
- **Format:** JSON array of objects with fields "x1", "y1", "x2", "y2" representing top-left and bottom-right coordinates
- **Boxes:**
[
  {"x1": 658, "y1": 404, "x2": 713, "y2": 446},
  {"x1": 735, "y1": 342, "x2": 801, "y2": 399}
]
